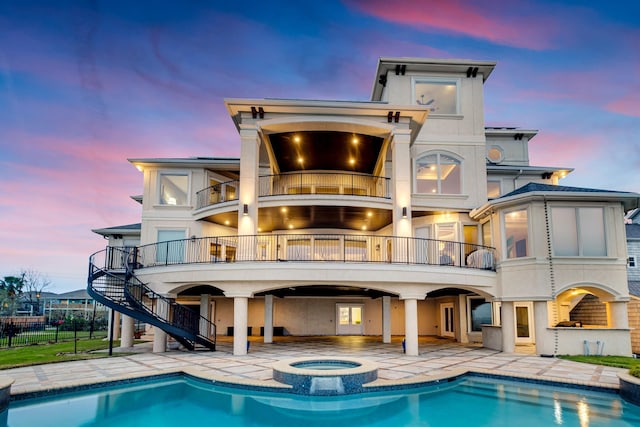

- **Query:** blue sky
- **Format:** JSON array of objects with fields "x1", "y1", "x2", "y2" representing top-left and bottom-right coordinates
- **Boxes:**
[{"x1": 1, "y1": 0, "x2": 638, "y2": 292}]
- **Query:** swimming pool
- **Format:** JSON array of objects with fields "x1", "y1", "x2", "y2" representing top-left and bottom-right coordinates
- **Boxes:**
[{"x1": 6, "y1": 374, "x2": 640, "y2": 426}]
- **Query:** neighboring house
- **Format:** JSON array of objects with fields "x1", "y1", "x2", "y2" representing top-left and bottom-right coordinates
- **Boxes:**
[
  {"x1": 625, "y1": 209, "x2": 640, "y2": 354},
  {"x1": 15, "y1": 290, "x2": 108, "y2": 321},
  {"x1": 88, "y1": 57, "x2": 639, "y2": 356}
]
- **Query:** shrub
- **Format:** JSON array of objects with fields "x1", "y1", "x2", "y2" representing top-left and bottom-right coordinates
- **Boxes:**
[{"x1": 630, "y1": 366, "x2": 640, "y2": 379}]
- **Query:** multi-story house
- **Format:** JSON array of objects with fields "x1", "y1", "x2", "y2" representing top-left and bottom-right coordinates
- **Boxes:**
[
  {"x1": 625, "y1": 209, "x2": 640, "y2": 354},
  {"x1": 89, "y1": 57, "x2": 639, "y2": 356}
]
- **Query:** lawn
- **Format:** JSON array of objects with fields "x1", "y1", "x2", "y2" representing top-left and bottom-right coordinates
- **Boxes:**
[
  {"x1": 0, "y1": 339, "x2": 129, "y2": 369},
  {"x1": 558, "y1": 355, "x2": 640, "y2": 370}
]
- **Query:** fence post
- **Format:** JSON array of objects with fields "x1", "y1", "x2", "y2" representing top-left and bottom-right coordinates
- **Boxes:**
[
  {"x1": 7, "y1": 323, "x2": 13, "y2": 348},
  {"x1": 74, "y1": 319, "x2": 77, "y2": 354},
  {"x1": 55, "y1": 322, "x2": 59, "y2": 343}
]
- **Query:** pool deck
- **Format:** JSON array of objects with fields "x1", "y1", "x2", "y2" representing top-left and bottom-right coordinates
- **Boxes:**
[{"x1": 0, "y1": 336, "x2": 626, "y2": 397}]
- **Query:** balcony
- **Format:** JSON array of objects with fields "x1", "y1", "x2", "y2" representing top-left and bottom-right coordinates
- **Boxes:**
[
  {"x1": 196, "y1": 172, "x2": 391, "y2": 210},
  {"x1": 119, "y1": 234, "x2": 496, "y2": 271}
]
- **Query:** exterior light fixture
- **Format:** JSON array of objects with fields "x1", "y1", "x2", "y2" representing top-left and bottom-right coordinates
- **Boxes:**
[
  {"x1": 402, "y1": 207, "x2": 408, "y2": 218},
  {"x1": 243, "y1": 204, "x2": 249, "y2": 215}
]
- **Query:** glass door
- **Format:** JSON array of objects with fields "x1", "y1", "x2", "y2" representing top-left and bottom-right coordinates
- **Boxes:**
[
  {"x1": 514, "y1": 302, "x2": 534, "y2": 344},
  {"x1": 336, "y1": 304, "x2": 364, "y2": 335},
  {"x1": 440, "y1": 302, "x2": 455, "y2": 338}
]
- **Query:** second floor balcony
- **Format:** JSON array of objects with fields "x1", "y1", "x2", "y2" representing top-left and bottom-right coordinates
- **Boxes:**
[
  {"x1": 196, "y1": 172, "x2": 391, "y2": 210},
  {"x1": 103, "y1": 234, "x2": 496, "y2": 272}
]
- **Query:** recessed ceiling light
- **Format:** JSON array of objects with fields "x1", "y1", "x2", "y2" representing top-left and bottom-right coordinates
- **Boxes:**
[
  {"x1": 349, "y1": 158, "x2": 355, "y2": 165},
  {"x1": 367, "y1": 211, "x2": 373, "y2": 217},
  {"x1": 352, "y1": 137, "x2": 358, "y2": 144},
  {"x1": 281, "y1": 207, "x2": 287, "y2": 213},
  {"x1": 257, "y1": 227, "x2": 262, "y2": 232},
  {"x1": 298, "y1": 157, "x2": 304, "y2": 163},
  {"x1": 294, "y1": 136, "x2": 301, "y2": 143},
  {"x1": 289, "y1": 224, "x2": 294, "y2": 229},
  {"x1": 224, "y1": 220, "x2": 230, "y2": 225},
  {"x1": 361, "y1": 225, "x2": 367, "y2": 230}
]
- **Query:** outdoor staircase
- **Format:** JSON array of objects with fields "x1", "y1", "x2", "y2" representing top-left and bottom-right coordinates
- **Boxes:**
[{"x1": 87, "y1": 248, "x2": 216, "y2": 351}]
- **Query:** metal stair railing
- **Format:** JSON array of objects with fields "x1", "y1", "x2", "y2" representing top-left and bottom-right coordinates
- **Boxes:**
[{"x1": 88, "y1": 248, "x2": 216, "y2": 351}]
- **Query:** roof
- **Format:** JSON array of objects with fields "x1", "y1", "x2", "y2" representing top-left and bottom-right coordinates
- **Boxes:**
[
  {"x1": 92, "y1": 223, "x2": 141, "y2": 237},
  {"x1": 128, "y1": 157, "x2": 240, "y2": 170},
  {"x1": 629, "y1": 281, "x2": 640, "y2": 298},
  {"x1": 627, "y1": 224, "x2": 640, "y2": 239},
  {"x1": 471, "y1": 182, "x2": 640, "y2": 219},
  {"x1": 499, "y1": 182, "x2": 631, "y2": 199},
  {"x1": 55, "y1": 289, "x2": 91, "y2": 299}
]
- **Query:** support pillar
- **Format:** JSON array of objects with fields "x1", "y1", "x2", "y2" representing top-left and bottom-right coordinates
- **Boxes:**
[
  {"x1": 153, "y1": 327, "x2": 167, "y2": 353},
  {"x1": 458, "y1": 295, "x2": 468, "y2": 343},
  {"x1": 403, "y1": 298, "x2": 419, "y2": 356},
  {"x1": 608, "y1": 301, "x2": 629, "y2": 329},
  {"x1": 391, "y1": 129, "x2": 413, "y2": 263},
  {"x1": 264, "y1": 294, "x2": 273, "y2": 344},
  {"x1": 233, "y1": 297, "x2": 249, "y2": 356},
  {"x1": 382, "y1": 296, "x2": 391, "y2": 343},
  {"x1": 200, "y1": 294, "x2": 210, "y2": 337},
  {"x1": 533, "y1": 301, "x2": 554, "y2": 355},
  {"x1": 120, "y1": 315, "x2": 135, "y2": 348},
  {"x1": 501, "y1": 301, "x2": 515, "y2": 353}
]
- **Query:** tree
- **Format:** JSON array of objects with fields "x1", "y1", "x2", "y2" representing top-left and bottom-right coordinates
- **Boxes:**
[
  {"x1": 0, "y1": 275, "x2": 24, "y2": 316},
  {"x1": 20, "y1": 269, "x2": 51, "y2": 316}
]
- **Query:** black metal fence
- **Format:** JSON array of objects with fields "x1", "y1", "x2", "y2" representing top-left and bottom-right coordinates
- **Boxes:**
[{"x1": 0, "y1": 317, "x2": 108, "y2": 348}]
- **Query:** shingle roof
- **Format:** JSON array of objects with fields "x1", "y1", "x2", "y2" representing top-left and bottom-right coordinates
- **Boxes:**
[
  {"x1": 498, "y1": 182, "x2": 631, "y2": 200},
  {"x1": 97, "y1": 223, "x2": 141, "y2": 231},
  {"x1": 627, "y1": 224, "x2": 640, "y2": 239},
  {"x1": 629, "y1": 281, "x2": 640, "y2": 298}
]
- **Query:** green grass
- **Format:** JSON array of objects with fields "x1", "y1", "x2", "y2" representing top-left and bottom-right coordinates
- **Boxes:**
[
  {"x1": 557, "y1": 355, "x2": 640, "y2": 370},
  {"x1": 0, "y1": 339, "x2": 129, "y2": 369}
]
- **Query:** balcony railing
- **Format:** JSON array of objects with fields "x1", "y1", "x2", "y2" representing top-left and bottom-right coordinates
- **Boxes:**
[
  {"x1": 196, "y1": 173, "x2": 391, "y2": 210},
  {"x1": 121, "y1": 234, "x2": 496, "y2": 271},
  {"x1": 196, "y1": 180, "x2": 239, "y2": 209}
]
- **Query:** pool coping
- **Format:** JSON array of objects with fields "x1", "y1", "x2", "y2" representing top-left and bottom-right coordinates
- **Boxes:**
[{"x1": 5, "y1": 364, "x2": 621, "y2": 402}]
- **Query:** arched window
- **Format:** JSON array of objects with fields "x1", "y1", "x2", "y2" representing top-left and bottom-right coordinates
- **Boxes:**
[{"x1": 415, "y1": 153, "x2": 461, "y2": 194}]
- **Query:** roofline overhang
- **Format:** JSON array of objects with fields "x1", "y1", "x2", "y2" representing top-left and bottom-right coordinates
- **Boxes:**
[
  {"x1": 486, "y1": 165, "x2": 574, "y2": 175},
  {"x1": 470, "y1": 191, "x2": 640, "y2": 220},
  {"x1": 485, "y1": 128, "x2": 539, "y2": 139},
  {"x1": 128, "y1": 157, "x2": 240, "y2": 171},
  {"x1": 225, "y1": 98, "x2": 429, "y2": 143},
  {"x1": 91, "y1": 226, "x2": 141, "y2": 237},
  {"x1": 371, "y1": 57, "x2": 497, "y2": 101}
]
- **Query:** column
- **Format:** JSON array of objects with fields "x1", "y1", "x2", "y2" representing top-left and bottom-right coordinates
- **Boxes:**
[
  {"x1": 120, "y1": 315, "x2": 135, "y2": 348},
  {"x1": 200, "y1": 294, "x2": 210, "y2": 337},
  {"x1": 500, "y1": 301, "x2": 515, "y2": 353},
  {"x1": 108, "y1": 309, "x2": 121, "y2": 341},
  {"x1": 533, "y1": 301, "x2": 553, "y2": 355},
  {"x1": 382, "y1": 295, "x2": 391, "y2": 343},
  {"x1": 391, "y1": 129, "x2": 413, "y2": 262},
  {"x1": 608, "y1": 301, "x2": 629, "y2": 329},
  {"x1": 263, "y1": 294, "x2": 274, "y2": 344},
  {"x1": 403, "y1": 297, "x2": 419, "y2": 356},
  {"x1": 153, "y1": 328, "x2": 167, "y2": 353},
  {"x1": 458, "y1": 295, "x2": 469, "y2": 344},
  {"x1": 233, "y1": 297, "x2": 249, "y2": 356}
]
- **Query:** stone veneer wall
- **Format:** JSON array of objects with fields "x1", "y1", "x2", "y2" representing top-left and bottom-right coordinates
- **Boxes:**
[
  {"x1": 570, "y1": 294, "x2": 608, "y2": 326},
  {"x1": 629, "y1": 296, "x2": 640, "y2": 355}
]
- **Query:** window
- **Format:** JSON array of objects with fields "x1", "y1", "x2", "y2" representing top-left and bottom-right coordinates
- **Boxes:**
[
  {"x1": 504, "y1": 209, "x2": 528, "y2": 258},
  {"x1": 414, "y1": 79, "x2": 458, "y2": 114},
  {"x1": 468, "y1": 297, "x2": 492, "y2": 332},
  {"x1": 416, "y1": 153, "x2": 461, "y2": 194},
  {"x1": 630, "y1": 256, "x2": 636, "y2": 267},
  {"x1": 487, "y1": 146, "x2": 504, "y2": 163},
  {"x1": 482, "y1": 221, "x2": 492, "y2": 247},
  {"x1": 159, "y1": 173, "x2": 188, "y2": 205},
  {"x1": 551, "y1": 207, "x2": 606, "y2": 256},
  {"x1": 487, "y1": 181, "x2": 501, "y2": 199},
  {"x1": 156, "y1": 230, "x2": 185, "y2": 263}
]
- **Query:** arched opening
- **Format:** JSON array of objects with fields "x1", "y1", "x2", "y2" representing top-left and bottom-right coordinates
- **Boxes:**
[{"x1": 554, "y1": 286, "x2": 616, "y2": 328}]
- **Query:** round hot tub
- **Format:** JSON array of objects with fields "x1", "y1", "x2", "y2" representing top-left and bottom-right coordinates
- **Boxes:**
[{"x1": 272, "y1": 357, "x2": 377, "y2": 395}]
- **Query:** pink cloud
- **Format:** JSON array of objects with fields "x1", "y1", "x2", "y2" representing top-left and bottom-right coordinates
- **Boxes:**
[
  {"x1": 606, "y1": 94, "x2": 640, "y2": 118},
  {"x1": 344, "y1": 0, "x2": 560, "y2": 50}
]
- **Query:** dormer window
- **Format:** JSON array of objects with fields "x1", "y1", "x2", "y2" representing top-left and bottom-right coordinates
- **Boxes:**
[{"x1": 413, "y1": 78, "x2": 459, "y2": 115}]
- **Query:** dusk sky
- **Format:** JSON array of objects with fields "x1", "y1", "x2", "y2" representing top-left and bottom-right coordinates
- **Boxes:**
[{"x1": 1, "y1": 0, "x2": 639, "y2": 293}]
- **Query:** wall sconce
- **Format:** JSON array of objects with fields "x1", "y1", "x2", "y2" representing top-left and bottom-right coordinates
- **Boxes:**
[
  {"x1": 402, "y1": 207, "x2": 408, "y2": 218},
  {"x1": 243, "y1": 204, "x2": 249, "y2": 216}
]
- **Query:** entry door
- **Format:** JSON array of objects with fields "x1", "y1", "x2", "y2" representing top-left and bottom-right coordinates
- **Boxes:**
[
  {"x1": 514, "y1": 302, "x2": 534, "y2": 344},
  {"x1": 336, "y1": 304, "x2": 364, "y2": 335},
  {"x1": 440, "y1": 303, "x2": 455, "y2": 338}
]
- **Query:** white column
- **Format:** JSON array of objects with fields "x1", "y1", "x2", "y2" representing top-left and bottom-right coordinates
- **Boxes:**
[
  {"x1": 382, "y1": 296, "x2": 391, "y2": 343},
  {"x1": 458, "y1": 295, "x2": 469, "y2": 344},
  {"x1": 501, "y1": 301, "x2": 515, "y2": 353},
  {"x1": 238, "y1": 126, "x2": 259, "y2": 236},
  {"x1": 233, "y1": 297, "x2": 249, "y2": 356},
  {"x1": 153, "y1": 328, "x2": 167, "y2": 353},
  {"x1": 608, "y1": 301, "x2": 629, "y2": 329},
  {"x1": 391, "y1": 129, "x2": 413, "y2": 263},
  {"x1": 200, "y1": 294, "x2": 210, "y2": 337},
  {"x1": 120, "y1": 315, "x2": 135, "y2": 348},
  {"x1": 263, "y1": 294, "x2": 274, "y2": 344},
  {"x1": 534, "y1": 301, "x2": 553, "y2": 355},
  {"x1": 108, "y1": 310, "x2": 121, "y2": 341},
  {"x1": 403, "y1": 298, "x2": 419, "y2": 356}
]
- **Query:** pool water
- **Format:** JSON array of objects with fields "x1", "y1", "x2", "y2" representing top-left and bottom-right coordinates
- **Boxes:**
[{"x1": 6, "y1": 376, "x2": 640, "y2": 427}]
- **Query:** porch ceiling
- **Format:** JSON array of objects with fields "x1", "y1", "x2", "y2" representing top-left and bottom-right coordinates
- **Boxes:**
[
  {"x1": 255, "y1": 285, "x2": 395, "y2": 299},
  {"x1": 267, "y1": 131, "x2": 384, "y2": 174},
  {"x1": 204, "y1": 205, "x2": 392, "y2": 232}
]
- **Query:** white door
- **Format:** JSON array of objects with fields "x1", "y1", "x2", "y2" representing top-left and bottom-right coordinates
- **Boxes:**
[
  {"x1": 514, "y1": 302, "x2": 534, "y2": 344},
  {"x1": 440, "y1": 302, "x2": 455, "y2": 338},
  {"x1": 336, "y1": 304, "x2": 364, "y2": 335}
]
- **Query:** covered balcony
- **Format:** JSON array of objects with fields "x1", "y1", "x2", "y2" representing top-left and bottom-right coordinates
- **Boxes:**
[
  {"x1": 118, "y1": 234, "x2": 496, "y2": 271},
  {"x1": 196, "y1": 172, "x2": 391, "y2": 210}
]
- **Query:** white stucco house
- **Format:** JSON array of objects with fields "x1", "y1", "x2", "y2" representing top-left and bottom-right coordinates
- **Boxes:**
[{"x1": 89, "y1": 57, "x2": 640, "y2": 356}]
